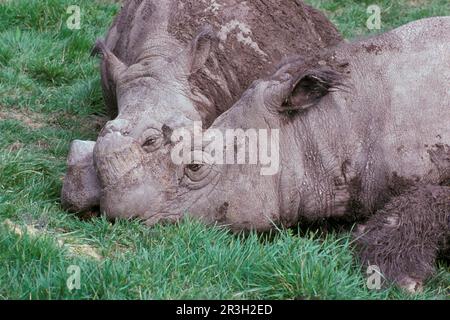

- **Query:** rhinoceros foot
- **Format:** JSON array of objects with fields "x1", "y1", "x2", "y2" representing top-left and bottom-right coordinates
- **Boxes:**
[{"x1": 61, "y1": 140, "x2": 101, "y2": 213}]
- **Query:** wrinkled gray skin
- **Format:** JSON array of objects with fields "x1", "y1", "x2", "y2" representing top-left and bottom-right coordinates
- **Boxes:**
[
  {"x1": 61, "y1": 140, "x2": 100, "y2": 212},
  {"x1": 65, "y1": 16, "x2": 450, "y2": 292},
  {"x1": 97, "y1": 17, "x2": 450, "y2": 228},
  {"x1": 93, "y1": 17, "x2": 449, "y2": 291},
  {"x1": 61, "y1": 0, "x2": 342, "y2": 212}
]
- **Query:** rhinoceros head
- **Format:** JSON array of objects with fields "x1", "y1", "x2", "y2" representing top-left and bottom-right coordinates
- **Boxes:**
[
  {"x1": 92, "y1": 29, "x2": 217, "y2": 220},
  {"x1": 95, "y1": 57, "x2": 345, "y2": 230}
]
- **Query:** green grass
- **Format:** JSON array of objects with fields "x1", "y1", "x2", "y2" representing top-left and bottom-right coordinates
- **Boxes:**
[{"x1": 0, "y1": 0, "x2": 449, "y2": 300}]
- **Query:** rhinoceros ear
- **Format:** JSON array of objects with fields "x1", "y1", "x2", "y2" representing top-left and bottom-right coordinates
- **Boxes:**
[
  {"x1": 91, "y1": 39, "x2": 127, "y2": 82},
  {"x1": 186, "y1": 26, "x2": 216, "y2": 74},
  {"x1": 282, "y1": 67, "x2": 344, "y2": 113}
]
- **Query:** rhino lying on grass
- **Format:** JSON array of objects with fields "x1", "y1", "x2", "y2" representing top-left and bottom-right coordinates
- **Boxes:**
[
  {"x1": 61, "y1": 0, "x2": 342, "y2": 212},
  {"x1": 82, "y1": 16, "x2": 449, "y2": 291}
]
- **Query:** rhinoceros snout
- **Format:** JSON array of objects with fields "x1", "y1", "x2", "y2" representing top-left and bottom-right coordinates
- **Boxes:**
[{"x1": 94, "y1": 131, "x2": 146, "y2": 187}]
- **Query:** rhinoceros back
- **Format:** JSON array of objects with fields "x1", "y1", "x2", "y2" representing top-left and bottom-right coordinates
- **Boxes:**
[{"x1": 100, "y1": 0, "x2": 342, "y2": 119}]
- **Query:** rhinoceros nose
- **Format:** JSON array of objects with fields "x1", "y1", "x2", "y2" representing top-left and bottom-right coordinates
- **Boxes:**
[{"x1": 101, "y1": 119, "x2": 131, "y2": 136}]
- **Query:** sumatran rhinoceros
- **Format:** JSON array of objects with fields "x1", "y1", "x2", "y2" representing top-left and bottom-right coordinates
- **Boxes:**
[
  {"x1": 88, "y1": 16, "x2": 450, "y2": 291},
  {"x1": 61, "y1": 0, "x2": 342, "y2": 212}
]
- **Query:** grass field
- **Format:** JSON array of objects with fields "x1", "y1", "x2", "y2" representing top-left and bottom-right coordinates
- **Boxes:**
[{"x1": 0, "y1": 0, "x2": 449, "y2": 299}]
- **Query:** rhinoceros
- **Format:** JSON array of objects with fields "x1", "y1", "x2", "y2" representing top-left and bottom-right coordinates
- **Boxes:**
[
  {"x1": 89, "y1": 16, "x2": 450, "y2": 290},
  {"x1": 61, "y1": 0, "x2": 342, "y2": 212}
]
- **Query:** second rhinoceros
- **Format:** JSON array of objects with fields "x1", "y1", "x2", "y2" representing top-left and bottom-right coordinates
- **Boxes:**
[
  {"x1": 92, "y1": 16, "x2": 450, "y2": 290},
  {"x1": 61, "y1": 0, "x2": 342, "y2": 212}
]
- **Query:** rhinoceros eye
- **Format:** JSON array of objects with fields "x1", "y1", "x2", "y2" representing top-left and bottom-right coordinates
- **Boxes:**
[
  {"x1": 142, "y1": 134, "x2": 162, "y2": 152},
  {"x1": 143, "y1": 137, "x2": 156, "y2": 146},
  {"x1": 184, "y1": 162, "x2": 212, "y2": 184},
  {"x1": 187, "y1": 164, "x2": 202, "y2": 172}
]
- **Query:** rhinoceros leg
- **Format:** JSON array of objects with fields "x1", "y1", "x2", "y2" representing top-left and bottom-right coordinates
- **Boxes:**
[
  {"x1": 353, "y1": 185, "x2": 449, "y2": 293},
  {"x1": 61, "y1": 140, "x2": 101, "y2": 213}
]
